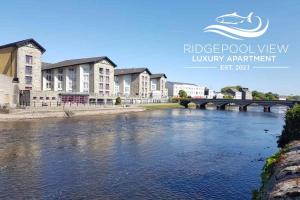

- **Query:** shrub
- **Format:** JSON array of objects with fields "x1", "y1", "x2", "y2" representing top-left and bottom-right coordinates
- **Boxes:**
[
  {"x1": 277, "y1": 104, "x2": 300, "y2": 147},
  {"x1": 178, "y1": 90, "x2": 187, "y2": 98},
  {"x1": 115, "y1": 97, "x2": 122, "y2": 105},
  {"x1": 169, "y1": 98, "x2": 179, "y2": 103}
]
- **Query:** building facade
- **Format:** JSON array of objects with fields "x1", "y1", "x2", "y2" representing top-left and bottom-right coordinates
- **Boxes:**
[
  {"x1": 39, "y1": 57, "x2": 117, "y2": 105},
  {"x1": 114, "y1": 68, "x2": 152, "y2": 100},
  {"x1": 239, "y1": 88, "x2": 253, "y2": 100},
  {"x1": 215, "y1": 92, "x2": 224, "y2": 99},
  {"x1": 166, "y1": 81, "x2": 205, "y2": 98},
  {"x1": 0, "y1": 39, "x2": 46, "y2": 107},
  {"x1": 150, "y1": 73, "x2": 168, "y2": 101},
  {"x1": 0, "y1": 39, "x2": 171, "y2": 107},
  {"x1": 227, "y1": 88, "x2": 242, "y2": 99}
]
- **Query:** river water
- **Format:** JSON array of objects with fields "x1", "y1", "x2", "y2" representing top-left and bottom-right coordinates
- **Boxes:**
[{"x1": 0, "y1": 109, "x2": 285, "y2": 200}]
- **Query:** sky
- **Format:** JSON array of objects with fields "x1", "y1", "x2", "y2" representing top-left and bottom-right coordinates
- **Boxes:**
[{"x1": 0, "y1": 0, "x2": 299, "y2": 95}]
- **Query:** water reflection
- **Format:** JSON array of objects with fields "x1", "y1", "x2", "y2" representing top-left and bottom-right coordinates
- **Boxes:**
[{"x1": 0, "y1": 109, "x2": 284, "y2": 200}]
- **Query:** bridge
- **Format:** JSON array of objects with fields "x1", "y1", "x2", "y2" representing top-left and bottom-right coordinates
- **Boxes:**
[{"x1": 190, "y1": 98, "x2": 300, "y2": 112}]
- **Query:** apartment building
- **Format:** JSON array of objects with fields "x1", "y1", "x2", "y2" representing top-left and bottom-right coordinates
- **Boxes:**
[
  {"x1": 227, "y1": 88, "x2": 242, "y2": 99},
  {"x1": 40, "y1": 56, "x2": 117, "y2": 104},
  {"x1": 150, "y1": 73, "x2": 168, "y2": 100},
  {"x1": 114, "y1": 68, "x2": 151, "y2": 99},
  {"x1": 0, "y1": 39, "x2": 46, "y2": 106},
  {"x1": 204, "y1": 88, "x2": 215, "y2": 99},
  {"x1": 239, "y1": 88, "x2": 252, "y2": 100},
  {"x1": 166, "y1": 81, "x2": 205, "y2": 98}
]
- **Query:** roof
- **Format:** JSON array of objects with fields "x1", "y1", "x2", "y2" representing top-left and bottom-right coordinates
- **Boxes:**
[
  {"x1": 166, "y1": 81, "x2": 198, "y2": 86},
  {"x1": 42, "y1": 62, "x2": 52, "y2": 68},
  {"x1": 229, "y1": 88, "x2": 240, "y2": 92},
  {"x1": 114, "y1": 68, "x2": 152, "y2": 76},
  {"x1": 0, "y1": 38, "x2": 46, "y2": 53},
  {"x1": 42, "y1": 56, "x2": 117, "y2": 70},
  {"x1": 150, "y1": 73, "x2": 167, "y2": 79},
  {"x1": 239, "y1": 88, "x2": 250, "y2": 92}
]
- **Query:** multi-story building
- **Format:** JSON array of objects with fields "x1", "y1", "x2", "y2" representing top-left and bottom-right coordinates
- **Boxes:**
[
  {"x1": 204, "y1": 88, "x2": 215, "y2": 99},
  {"x1": 40, "y1": 56, "x2": 117, "y2": 104},
  {"x1": 279, "y1": 96, "x2": 287, "y2": 101},
  {"x1": 114, "y1": 68, "x2": 151, "y2": 100},
  {"x1": 0, "y1": 39, "x2": 46, "y2": 106},
  {"x1": 239, "y1": 88, "x2": 252, "y2": 100},
  {"x1": 227, "y1": 88, "x2": 242, "y2": 99},
  {"x1": 215, "y1": 92, "x2": 224, "y2": 99},
  {"x1": 166, "y1": 81, "x2": 205, "y2": 98},
  {"x1": 150, "y1": 73, "x2": 168, "y2": 100}
]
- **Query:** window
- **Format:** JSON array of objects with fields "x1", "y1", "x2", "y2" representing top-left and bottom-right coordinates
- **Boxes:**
[
  {"x1": 40, "y1": 97, "x2": 44, "y2": 100},
  {"x1": 99, "y1": 83, "x2": 103, "y2": 89},
  {"x1": 25, "y1": 76, "x2": 32, "y2": 85},
  {"x1": 105, "y1": 91, "x2": 109, "y2": 96},
  {"x1": 25, "y1": 66, "x2": 32, "y2": 75},
  {"x1": 106, "y1": 69, "x2": 109, "y2": 75},
  {"x1": 52, "y1": 97, "x2": 56, "y2": 100},
  {"x1": 57, "y1": 69, "x2": 63, "y2": 90},
  {"x1": 99, "y1": 68, "x2": 103, "y2": 74},
  {"x1": 68, "y1": 68, "x2": 76, "y2": 91},
  {"x1": 99, "y1": 75, "x2": 103, "y2": 82},
  {"x1": 45, "y1": 71, "x2": 52, "y2": 89},
  {"x1": 26, "y1": 55, "x2": 33, "y2": 64},
  {"x1": 114, "y1": 76, "x2": 118, "y2": 83},
  {"x1": 83, "y1": 74, "x2": 89, "y2": 82},
  {"x1": 105, "y1": 84, "x2": 109, "y2": 90},
  {"x1": 58, "y1": 68, "x2": 63, "y2": 74},
  {"x1": 83, "y1": 66, "x2": 89, "y2": 73},
  {"x1": 105, "y1": 76, "x2": 109, "y2": 82},
  {"x1": 83, "y1": 82, "x2": 89, "y2": 92},
  {"x1": 99, "y1": 91, "x2": 104, "y2": 96}
]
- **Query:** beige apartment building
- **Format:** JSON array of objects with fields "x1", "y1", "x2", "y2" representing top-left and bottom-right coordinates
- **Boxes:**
[
  {"x1": 39, "y1": 56, "x2": 117, "y2": 105},
  {"x1": 0, "y1": 38, "x2": 169, "y2": 107},
  {"x1": 150, "y1": 73, "x2": 168, "y2": 101},
  {"x1": 0, "y1": 39, "x2": 45, "y2": 106},
  {"x1": 114, "y1": 68, "x2": 151, "y2": 100}
]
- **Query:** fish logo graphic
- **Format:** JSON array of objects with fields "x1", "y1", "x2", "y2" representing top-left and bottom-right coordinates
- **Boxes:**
[{"x1": 204, "y1": 12, "x2": 269, "y2": 40}]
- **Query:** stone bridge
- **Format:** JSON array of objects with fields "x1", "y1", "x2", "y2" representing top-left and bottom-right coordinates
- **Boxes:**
[{"x1": 190, "y1": 98, "x2": 300, "y2": 112}]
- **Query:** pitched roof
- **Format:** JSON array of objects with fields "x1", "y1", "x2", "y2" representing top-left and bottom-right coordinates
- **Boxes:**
[
  {"x1": 166, "y1": 81, "x2": 198, "y2": 86},
  {"x1": 150, "y1": 73, "x2": 167, "y2": 79},
  {"x1": 114, "y1": 68, "x2": 152, "y2": 76},
  {"x1": 42, "y1": 56, "x2": 117, "y2": 70},
  {"x1": 0, "y1": 38, "x2": 46, "y2": 53},
  {"x1": 229, "y1": 88, "x2": 239, "y2": 92}
]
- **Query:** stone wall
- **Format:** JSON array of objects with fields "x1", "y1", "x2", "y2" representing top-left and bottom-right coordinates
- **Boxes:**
[
  {"x1": 17, "y1": 43, "x2": 42, "y2": 91},
  {"x1": 93, "y1": 59, "x2": 115, "y2": 97},
  {"x1": 130, "y1": 73, "x2": 140, "y2": 97},
  {"x1": 257, "y1": 141, "x2": 300, "y2": 200},
  {"x1": 0, "y1": 74, "x2": 18, "y2": 107}
]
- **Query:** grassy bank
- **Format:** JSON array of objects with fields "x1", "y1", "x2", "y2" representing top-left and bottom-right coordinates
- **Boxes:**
[
  {"x1": 253, "y1": 104, "x2": 300, "y2": 200},
  {"x1": 140, "y1": 103, "x2": 196, "y2": 110}
]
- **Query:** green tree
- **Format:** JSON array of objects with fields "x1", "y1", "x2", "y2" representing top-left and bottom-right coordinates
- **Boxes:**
[
  {"x1": 265, "y1": 92, "x2": 279, "y2": 100},
  {"x1": 223, "y1": 95, "x2": 233, "y2": 99},
  {"x1": 221, "y1": 85, "x2": 242, "y2": 94},
  {"x1": 178, "y1": 90, "x2": 187, "y2": 98},
  {"x1": 115, "y1": 97, "x2": 122, "y2": 105},
  {"x1": 277, "y1": 104, "x2": 300, "y2": 147}
]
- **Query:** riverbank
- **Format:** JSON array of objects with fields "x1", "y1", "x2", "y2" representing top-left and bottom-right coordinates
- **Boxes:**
[
  {"x1": 253, "y1": 104, "x2": 300, "y2": 200},
  {"x1": 253, "y1": 141, "x2": 300, "y2": 199},
  {"x1": 140, "y1": 102, "x2": 195, "y2": 110},
  {"x1": 0, "y1": 106, "x2": 146, "y2": 122}
]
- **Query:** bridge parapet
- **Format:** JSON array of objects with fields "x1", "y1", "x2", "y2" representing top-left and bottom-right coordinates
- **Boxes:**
[{"x1": 191, "y1": 98, "x2": 299, "y2": 112}]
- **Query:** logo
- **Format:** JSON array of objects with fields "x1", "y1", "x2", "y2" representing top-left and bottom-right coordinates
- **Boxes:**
[{"x1": 204, "y1": 12, "x2": 269, "y2": 40}]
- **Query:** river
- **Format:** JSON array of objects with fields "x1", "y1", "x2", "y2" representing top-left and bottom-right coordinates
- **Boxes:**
[{"x1": 0, "y1": 108, "x2": 285, "y2": 200}]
